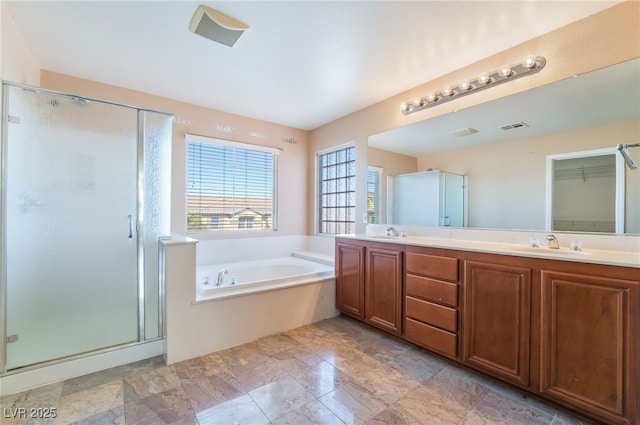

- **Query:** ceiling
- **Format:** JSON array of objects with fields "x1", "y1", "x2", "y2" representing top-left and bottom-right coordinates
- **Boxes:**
[
  {"x1": 5, "y1": 1, "x2": 623, "y2": 131},
  {"x1": 369, "y1": 58, "x2": 640, "y2": 156}
]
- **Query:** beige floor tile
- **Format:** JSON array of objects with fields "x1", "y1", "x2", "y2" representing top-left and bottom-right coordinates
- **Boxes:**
[
  {"x1": 364, "y1": 406, "x2": 423, "y2": 425},
  {"x1": 3, "y1": 315, "x2": 596, "y2": 425},
  {"x1": 271, "y1": 399, "x2": 347, "y2": 425},
  {"x1": 319, "y1": 381, "x2": 389, "y2": 424},
  {"x1": 289, "y1": 359, "x2": 351, "y2": 398},
  {"x1": 248, "y1": 375, "x2": 316, "y2": 421},
  {"x1": 180, "y1": 372, "x2": 243, "y2": 411},
  {"x1": 462, "y1": 390, "x2": 554, "y2": 425},
  {"x1": 196, "y1": 393, "x2": 269, "y2": 425},
  {"x1": 393, "y1": 367, "x2": 490, "y2": 425},
  {"x1": 255, "y1": 333, "x2": 303, "y2": 356},
  {"x1": 140, "y1": 386, "x2": 194, "y2": 424},
  {"x1": 1, "y1": 381, "x2": 63, "y2": 425},
  {"x1": 123, "y1": 366, "x2": 181, "y2": 399},
  {"x1": 54, "y1": 381, "x2": 123, "y2": 425}
]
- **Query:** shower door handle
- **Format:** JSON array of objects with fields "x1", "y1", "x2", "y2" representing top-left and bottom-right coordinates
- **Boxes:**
[{"x1": 128, "y1": 214, "x2": 133, "y2": 238}]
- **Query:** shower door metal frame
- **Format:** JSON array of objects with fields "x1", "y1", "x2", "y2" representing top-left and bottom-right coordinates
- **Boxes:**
[
  {"x1": 0, "y1": 82, "x2": 168, "y2": 375},
  {"x1": 0, "y1": 83, "x2": 9, "y2": 375}
]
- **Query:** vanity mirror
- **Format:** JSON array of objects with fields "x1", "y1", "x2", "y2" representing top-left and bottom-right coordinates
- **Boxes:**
[{"x1": 368, "y1": 58, "x2": 640, "y2": 234}]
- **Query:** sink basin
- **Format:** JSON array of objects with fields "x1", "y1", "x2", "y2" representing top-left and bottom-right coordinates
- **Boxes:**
[
  {"x1": 366, "y1": 234, "x2": 402, "y2": 240},
  {"x1": 511, "y1": 246, "x2": 592, "y2": 256}
]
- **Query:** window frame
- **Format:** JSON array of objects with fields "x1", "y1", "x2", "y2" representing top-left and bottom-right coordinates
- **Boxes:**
[
  {"x1": 367, "y1": 165, "x2": 383, "y2": 225},
  {"x1": 185, "y1": 134, "x2": 279, "y2": 234},
  {"x1": 316, "y1": 143, "x2": 357, "y2": 236}
]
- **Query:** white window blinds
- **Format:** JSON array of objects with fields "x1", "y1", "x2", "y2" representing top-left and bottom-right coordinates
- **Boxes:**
[{"x1": 186, "y1": 135, "x2": 278, "y2": 232}]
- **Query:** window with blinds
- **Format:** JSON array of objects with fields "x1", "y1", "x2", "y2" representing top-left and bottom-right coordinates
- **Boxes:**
[
  {"x1": 317, "y1": 145, "x2": 356, "y2": 235},
  {"x1": 186, "y1": 135, "x2": 278, "y2": 232},
  {"x1": 367, "y1": 166, "x2": 382, "y2": 224}
]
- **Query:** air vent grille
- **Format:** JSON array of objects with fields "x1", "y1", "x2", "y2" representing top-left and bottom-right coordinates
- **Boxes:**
[{"x1": 500, "y1": 122, "x2": 529, "y2": 131}]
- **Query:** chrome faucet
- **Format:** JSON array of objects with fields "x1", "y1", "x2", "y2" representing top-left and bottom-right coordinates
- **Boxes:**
[
  {"x1": 546, "y1": 234, "x2": 560, "y2": 249},
  {"x1": 386, "y1": 226, "x2": 399, "y2": 237},
  {"x1": 216, "y1": 269, "x2": 228, "y2": 286}
]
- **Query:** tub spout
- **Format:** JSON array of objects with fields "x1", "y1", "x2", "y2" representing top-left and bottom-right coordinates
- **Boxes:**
[{"x1": 216, "y1": 269, "x2": 228, "y2": 286}]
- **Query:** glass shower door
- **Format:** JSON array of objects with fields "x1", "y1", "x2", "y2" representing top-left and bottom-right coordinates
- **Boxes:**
[{"x1": 3, "y1": 85, "x2": 139, "y2": 370}]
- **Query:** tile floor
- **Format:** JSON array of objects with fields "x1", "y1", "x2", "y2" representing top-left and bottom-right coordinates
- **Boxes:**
[{"x1": 1, "y1": 315, "x2": 598, "y2": 425}]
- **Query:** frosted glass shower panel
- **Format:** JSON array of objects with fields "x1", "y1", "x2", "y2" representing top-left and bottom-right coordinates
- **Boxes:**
[
  {"x1": 4, "y1": 86, "x2": 139, "y2": 370},
  {"x1": 443, "y1": 173, "x2": 464, "y2": 227},
  {"x1": 392, "y1": 172, "x2": 440, "y2": 225},
  {"x1": 141, "y1": 110, "x2": 173, "y2": 340},
  {"x1": 391, "y1": 170, "x2": 465, "y2": 227}
]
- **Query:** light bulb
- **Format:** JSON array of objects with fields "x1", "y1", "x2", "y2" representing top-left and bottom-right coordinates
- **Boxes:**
[
  {"x1": 459, "y1": 80, "x2": 471, "y2": 91},
  {"x1": 400, "y1": 102, "x2": 408, "y2": 113},
  {"x1": 477, "y1": 73, "x2": 490, "y2": 85},
  {"x1": 413, "y1": 97, "x2": 423, "y2": 107},
  {"x1": 442, "y1": 86, "x2": 453, "y2": 97},
  {"x1": 426, "y1": 93, "x2": 438, "y2": 102},
  {"x1": 498, "y1": 64, "x2": 512, "y2": 77},
  {"x1": 522, "y1": 55, "x2": 537, "y2": 69}
]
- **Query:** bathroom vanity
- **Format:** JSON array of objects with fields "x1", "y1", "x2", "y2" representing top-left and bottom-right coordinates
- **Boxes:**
[{"x1": 335, "y1": 235, "x2": 639, "y2": 425}]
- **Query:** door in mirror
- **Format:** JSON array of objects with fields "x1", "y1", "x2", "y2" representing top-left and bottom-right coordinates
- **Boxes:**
[{"x1": 546, "y1": 148, "x2": 624, "y2": 233}]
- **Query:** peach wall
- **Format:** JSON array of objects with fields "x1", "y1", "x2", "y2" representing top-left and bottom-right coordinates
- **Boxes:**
[
  {"x1": 415, "y1": 119, "x2": 640, "y2": 233},
  {"x1": 308, "y1": 1, "x2": 640, "y2": 235},
  {"x1": 40, "y1": 71, "x2": 310, "y2": 238},
  {"x1": 1, "y1": 2, "x2": 40, "y2": 85},
  {"x1": 367, "y1": 147, "x2": 417, "y2": 224}
]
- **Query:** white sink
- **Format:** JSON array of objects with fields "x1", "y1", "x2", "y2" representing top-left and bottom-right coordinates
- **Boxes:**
[
  {"x1": 366, "y1": 234, "x2": 402, "y2": 240},
  {"x1": 511, "y1": 246, "x2": 592, "y2": 256}
]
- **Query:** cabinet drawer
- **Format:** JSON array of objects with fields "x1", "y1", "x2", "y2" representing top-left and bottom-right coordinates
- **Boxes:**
[
  {"x1": 405, "y1": 318, "x2": 457, "y2": 357},
  {"x1": 406, "y1": 274, "x2": 458, "y2": 307},
  {"x1": 406, "y1": 252, "x2": 458, "y2": 282},
  {"x1": 406, "y1": 297, "x2": 457, "y2": 332}
]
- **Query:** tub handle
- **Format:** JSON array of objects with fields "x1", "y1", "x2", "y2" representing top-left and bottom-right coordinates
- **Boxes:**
[{"x1": 128, "y1": 214, "x2": 133, "y2": 238}]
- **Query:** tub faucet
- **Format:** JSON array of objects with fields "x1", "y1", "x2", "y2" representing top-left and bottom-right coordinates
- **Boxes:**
[
  {"x1": 546, "y1": 234, "x2": 560, "y2": 249},
  {"x1": 216, "y1": 269, "x2": 228, "y2": 286}
]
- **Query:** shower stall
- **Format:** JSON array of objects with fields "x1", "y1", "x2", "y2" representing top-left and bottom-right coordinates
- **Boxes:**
[{"x1": 0, "y1": 83, "x2": 172, "y2": 374}]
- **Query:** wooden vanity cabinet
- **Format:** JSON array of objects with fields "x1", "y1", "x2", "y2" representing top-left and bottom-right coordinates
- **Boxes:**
[
  {"x1": 538, "y1": 264, "x2": 639, "y2": 425},
  {"x1": 462, "y1": 253, "x2": 532, "y2": 388},
  {"x1": 461, "y1": 253, "x2": 639, "y2": 425},
  {"x1": 404, "y1": 246, "x2": 461, "y2": 359},
  {"x1": 335, "y1": 238, "x2": 639, "y2": 425},
  {"x1": 335, "y1": 240, "x2": 365, "y2": 320},
  {"x1": 335, "y1": 238, "x2": 404, "y2": 336},
  {"x1": 365, "y1": 244, "x2": 404, "y2": 335}
]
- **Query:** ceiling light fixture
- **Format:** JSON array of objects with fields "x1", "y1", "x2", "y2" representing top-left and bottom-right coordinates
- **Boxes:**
[
  {"x1": 189, "y1": 5, "x2": 249, "y2": 48},
  {"x1": 401, "y1": 55, "x2": 546, "y2": 115},
  {"x1": 450, "y1": 128, "x2": 479, "y2": 137}
]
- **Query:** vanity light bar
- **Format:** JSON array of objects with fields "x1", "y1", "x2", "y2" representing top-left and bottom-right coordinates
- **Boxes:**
[{"x1": 401, "y1": 55, "x2": 546, "y2": 115}]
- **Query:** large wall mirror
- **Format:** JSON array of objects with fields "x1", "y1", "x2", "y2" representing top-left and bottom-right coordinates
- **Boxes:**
[{"x1": 368, "y1": 58, "x2": 640, "y2": 235}]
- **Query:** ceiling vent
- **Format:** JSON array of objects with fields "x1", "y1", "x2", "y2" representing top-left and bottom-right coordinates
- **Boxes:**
[
  {"x1": 189, "y1": 5, "x2": 248, "y2": 48},
  {"x1": 500, "y1": 122, "x2": 529, "y2": 131}
]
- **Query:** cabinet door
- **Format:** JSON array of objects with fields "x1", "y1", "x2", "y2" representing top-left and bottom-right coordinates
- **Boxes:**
[
  {"x1": 540, "y1": 270, "x2": 638, "y2": 425},
  {"x1": 336, "y1": 242, "x2": 365, "y2": 319},
  {"x1": 365, "y1": 246, "x2": 403, "y2": 335},
  {"x1": 463, "y1": 261, "x2": 531, "y2": 387}
]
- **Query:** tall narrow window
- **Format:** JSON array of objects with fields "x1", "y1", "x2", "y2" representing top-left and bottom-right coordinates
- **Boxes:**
[
  {"x1": 186, "y1": 135, "x2": 278, "y2": 232},
  {"x1": 318, "y1": 145, "x2": 356, "y2": 235},
  {"x1": 367, "y1": 166, "x2": 382, "y2": 224}
]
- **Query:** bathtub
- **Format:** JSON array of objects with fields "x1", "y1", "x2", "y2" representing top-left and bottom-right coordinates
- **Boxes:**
[{"x1": 196, "y1": 255, "x2": 334, "y2": 301}]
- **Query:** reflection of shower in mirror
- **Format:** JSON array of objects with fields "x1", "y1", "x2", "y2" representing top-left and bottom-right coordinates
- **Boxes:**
[
  {"x1": 17, "y1": 194, "x2": 44, "y2": 213},
  {"x1": 617, "y1": 143, "x2": 640, "y2": 170}
]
